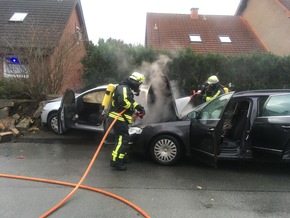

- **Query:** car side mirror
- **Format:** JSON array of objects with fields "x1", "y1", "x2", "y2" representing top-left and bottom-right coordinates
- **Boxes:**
[{"x1": 187, "y1": 111, "x2": 197, "y2": 119}]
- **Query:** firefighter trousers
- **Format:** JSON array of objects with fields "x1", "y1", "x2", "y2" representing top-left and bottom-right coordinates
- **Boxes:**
[{"x1": 110, "y1": 118, "x2": 130, "y2": 162}]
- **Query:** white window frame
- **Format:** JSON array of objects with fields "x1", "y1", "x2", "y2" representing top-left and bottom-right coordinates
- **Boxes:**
[
  {"x1": 219, "y1": 35, "x2": 232, "y2": 43},
  {"x1": 9, "y1": 13, "x2": 28, "y2": 22},
  {"x1": 189, "y1": 34, "x2": 202, "y2": 43}
]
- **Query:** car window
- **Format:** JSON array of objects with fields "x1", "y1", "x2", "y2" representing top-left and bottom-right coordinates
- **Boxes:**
[
  {"x1": 261, "y1": 94, "x2": 290, "y2": 116},
  {"x1": 257, "y1": 96, "x2": 269, "y2": 116},
  {"x1": 83, "y1": 91, "x2": 106, "y2": 103},
  {"x1": 198, "y1": 93, "x2": 233, "y2": 120},
  {"x1": 222, "y1": 100, "x2": 250, "y2": 139},
  {"x1": 222, "y1": 101, "x2": 239, "y2": 125}
]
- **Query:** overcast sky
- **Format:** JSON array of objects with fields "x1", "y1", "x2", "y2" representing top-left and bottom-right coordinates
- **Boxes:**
[{"x1": 80, "y1": 0, "x2": 241, "y2": 45}]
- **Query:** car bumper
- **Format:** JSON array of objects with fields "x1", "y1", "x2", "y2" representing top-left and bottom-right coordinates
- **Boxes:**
[{"x1": 40, "y1": 109, "x2": 50, "y2": 125}]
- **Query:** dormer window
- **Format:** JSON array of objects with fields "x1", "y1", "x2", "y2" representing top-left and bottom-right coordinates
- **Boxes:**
[
  {"x1": 189, "y1": 34, "x2": 202, "y2": 43},
  {"x1": 219, "y1": 35, "x2": 232, "y2": 43},
  {"x1": 9, "y1": 13, "x2": 28, "y2": 22}
]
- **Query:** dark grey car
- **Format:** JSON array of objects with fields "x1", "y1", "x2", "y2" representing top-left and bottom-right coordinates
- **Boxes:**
[{"x1": 130, "y1": 89, "x2": 290, "y2": 167}]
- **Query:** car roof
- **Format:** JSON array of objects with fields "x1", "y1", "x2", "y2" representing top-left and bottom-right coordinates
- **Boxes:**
[
  {"x1": 80, "y1": 84, "x2": 118, "y2": 95},
  {"x1": 233, "y1": 89, "x2": 290, "y2": 98}
]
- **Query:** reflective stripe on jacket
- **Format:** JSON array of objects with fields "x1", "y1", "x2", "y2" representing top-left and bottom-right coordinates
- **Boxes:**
[
  {"x1": 206, "y1": 90, "x2": 221, "y2": 102},
  {"x1": 108, "y1": 84, "x2": 139, "y2": 124},
  {"x1": 205, "y1": 83, "x2": 225, "y2": 102}
]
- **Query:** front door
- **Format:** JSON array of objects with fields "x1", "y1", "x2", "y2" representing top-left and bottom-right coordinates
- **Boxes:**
[
  {"x1": 58, "y1": 89, "x2": 75, "y2": 134},
  {"x1": 189, "y1": 93, "x2": 234, "y2": 167}
]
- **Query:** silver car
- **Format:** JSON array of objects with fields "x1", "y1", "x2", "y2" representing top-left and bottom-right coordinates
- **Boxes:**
[
  {"x1": 40, "y1": 84, "x2": 158, "y2": 134},
  {"x1": 41, "y1": 85, "x2": 110, "y2": 134}
]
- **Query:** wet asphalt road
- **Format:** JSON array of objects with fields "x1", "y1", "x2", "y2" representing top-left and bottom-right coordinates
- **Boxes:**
[{"x1": 1, "y1": 129, "x2": 290, "y2": 218}]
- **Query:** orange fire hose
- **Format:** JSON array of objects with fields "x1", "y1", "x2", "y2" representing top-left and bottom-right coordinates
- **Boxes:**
[
  {"x1": 0, "y1": 174, "x2": 150, "y2": 217},
  {"x1": 0, "y1": 109, "x2": 151, "y2": 218}
]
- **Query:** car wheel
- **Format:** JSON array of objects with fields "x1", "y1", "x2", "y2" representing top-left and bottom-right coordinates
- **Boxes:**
[
  {"x1": 150, "y1": 135, "x2": 182, "y2": 166},
  {"x1": 47, "y1": 112, "x2": 60, "y2": 134}
]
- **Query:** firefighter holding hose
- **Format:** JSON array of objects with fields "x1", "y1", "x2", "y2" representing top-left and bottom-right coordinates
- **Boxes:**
[
  {"x1": 201, "y1": 75, "x2": 225, "y2": 102},
  {"x1": 108, "y1": 72, "x2": 145, "y2": 171}
]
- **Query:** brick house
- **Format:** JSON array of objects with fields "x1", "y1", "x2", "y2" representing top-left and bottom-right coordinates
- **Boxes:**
[
  {"x1": 145, "y1": 8, "x2": 268, "y2": 55},
  {"x1": 236, "y1": 0, "x2": 290, "y2": 56},
  {"x1": 0, "y1": 0, "x2": 88, "y2": 94}
]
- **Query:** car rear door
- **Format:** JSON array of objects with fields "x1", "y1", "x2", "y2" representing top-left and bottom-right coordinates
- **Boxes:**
[
  {"x1": 251, "y1": 93, "x2": 290, "y2": 160},
  {"x1": 189, "y1": 93, "x2": 234, "y2": 167},
  {"x1": 58, "y1": 89, "x2": 76, "y2": 134}
]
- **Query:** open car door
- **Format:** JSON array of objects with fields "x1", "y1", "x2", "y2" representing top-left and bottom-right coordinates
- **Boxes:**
[
  {"x1": 58, "y1": 89, "x2": 76, "y2": 134},
  {"x1": 189, "y1": 93, "x2": 234, "y2": 167}
]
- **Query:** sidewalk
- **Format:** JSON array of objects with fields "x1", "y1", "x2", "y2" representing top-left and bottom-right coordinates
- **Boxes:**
[{"x1": 12, "y1": 127, "x2": 114, "y2": 145}]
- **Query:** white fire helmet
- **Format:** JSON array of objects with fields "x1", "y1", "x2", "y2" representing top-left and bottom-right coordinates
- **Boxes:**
[
  {"x1": 130, "y1": 72, "x2": 145, "y2": 84},
  {"x1": 207, "y1": 75, "x2": 219, "y2": 84}
]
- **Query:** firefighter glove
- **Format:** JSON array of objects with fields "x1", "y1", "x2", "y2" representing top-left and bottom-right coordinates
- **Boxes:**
[{"x1": 135, "y1": 104, "x2": 145, "y2": 116}]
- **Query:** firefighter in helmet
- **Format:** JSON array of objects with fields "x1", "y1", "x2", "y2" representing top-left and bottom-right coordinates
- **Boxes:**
[
  {"x1": 109, "y1": 72, "x2": 145, "y2": 171},
  {"x1": 202, "y1": 75, "x2": 225, "y2": 102}
]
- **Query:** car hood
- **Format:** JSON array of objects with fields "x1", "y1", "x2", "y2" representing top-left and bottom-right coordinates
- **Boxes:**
[{"x1": 137, "y1": 74, "x2": 194, "y2": 125}]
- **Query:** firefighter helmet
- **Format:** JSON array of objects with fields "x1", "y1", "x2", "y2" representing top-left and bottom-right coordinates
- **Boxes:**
[
  {"x1": 207, "y1": 75, "x2": 219, "y2": 84},
  {"x1": 130, "y1": 72, "x2": 145, "y2": 84}
]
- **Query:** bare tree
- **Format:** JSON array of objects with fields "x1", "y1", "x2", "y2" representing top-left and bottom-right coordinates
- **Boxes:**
[{"x1": 1, "y1": 19, "x2": 85, "y2": 100}]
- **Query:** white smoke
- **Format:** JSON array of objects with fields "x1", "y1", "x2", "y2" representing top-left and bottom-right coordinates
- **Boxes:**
[{"x1": 134, "y1": 55, "x2": 178, "y2": 124}]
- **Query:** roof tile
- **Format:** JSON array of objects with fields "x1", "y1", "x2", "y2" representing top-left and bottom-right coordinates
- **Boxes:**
[
  {"x1": 146, "y1": 12, "x2": 268, "y2": 54},
  {"x1": 0, "y1": 0, "x2": 80, "y2": 49},
  {"x1": 276, "y1": 0, "x2": 290, "y2": 17}
]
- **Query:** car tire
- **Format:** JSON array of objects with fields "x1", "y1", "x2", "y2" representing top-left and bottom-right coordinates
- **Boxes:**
[
  {"x1": 150, "y1": 135, "x2": 182, "y2": 166},
  {"x1": 47, "y1": 112, "x2": 60, "y2": 134}
]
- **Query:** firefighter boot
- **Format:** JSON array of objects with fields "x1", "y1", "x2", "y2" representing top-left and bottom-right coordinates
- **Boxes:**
[{"x1": 110, "y1": 159, "x2": 127, "y2": 171}]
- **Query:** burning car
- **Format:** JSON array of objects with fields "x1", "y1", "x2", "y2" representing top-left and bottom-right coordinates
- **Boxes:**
[{"x1": 129, "y1": 77, "x2": 290, "y2": 167}]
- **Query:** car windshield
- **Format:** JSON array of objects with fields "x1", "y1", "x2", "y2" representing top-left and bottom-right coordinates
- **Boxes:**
[
  {"x1": 196, "y1": 93, "x2": 233, "y2": 120},
  {"x1": 192, "y1": 101, "x2": 208, "y2": 112},
  {"x1": 186, "y1": 92, "x2": 233, "y2": 120}
]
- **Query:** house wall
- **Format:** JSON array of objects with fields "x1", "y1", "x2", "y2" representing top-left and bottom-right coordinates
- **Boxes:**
[
  {"x1": 52, "y1": 7, "x2": 87, "y2": 93},
  {"x1": 242, "y1": 0, "x2": 290, "y2": 56}
]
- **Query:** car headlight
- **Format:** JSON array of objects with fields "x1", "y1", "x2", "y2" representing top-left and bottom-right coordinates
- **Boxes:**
[{"x1": 129, "y1": 127, "x2": 143, "y2": 135}]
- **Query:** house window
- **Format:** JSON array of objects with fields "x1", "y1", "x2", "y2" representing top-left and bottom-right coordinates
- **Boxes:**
[
  {"x1": 75, "y1": 25, "x2": 82, "y2": 45},
  {"x1": 3, "y1": 57, "x2": 29, "y2": 78},
  {"x1": 219, "y1": 35, "x2": 232, "y2": 43},
  {"x1": 189, "y1": 34, "x2": 202, "y2": 43},
  {"x1": 9, "y1": 13, "x2": 28, "y2": 22}
]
